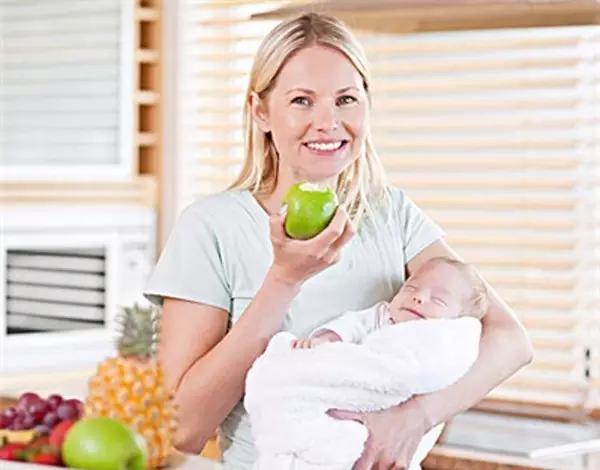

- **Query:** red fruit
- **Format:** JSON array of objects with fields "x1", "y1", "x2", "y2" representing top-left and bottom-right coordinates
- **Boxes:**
[
  {"x1": 0, "y1": 411, "x2": 13, "y2": 429},
  {"x1": 46, "y1": 394, "x2": 63, "y2": 410},
  {"x1": 20, "y1": 413, "x2": 36, "y2": 430},
  {"x1": 28, "y1": 401, "x2": 52, "y2": 424},
  {"x1": 1, "y1": 407, "x2": 16, "y2": 420},
  {"x1": 42, "y1": 411, "x2": 60, "y2": 428},
  {"x1": 49, "y1": 419, "x2": 76, "y2": 449},
  {"x1": 29, "y1": 451, "x2": 61, "y2": 466},
  {"x1": 0, "y1": 407, "x2": 17, "y2": 429},
  {"x1": 0, "y1": 415, "x2": 10, "y2": 429},
  {"x1": 10, "y1": 410, "x2": 28, "y2": 430},
  {"x1": 56, "y1": 399, "x2": 82, "y2": 421},
  {"x1": 0, "y1": 442, "x2": 27, "y2": 461},
  {"x1": 16, "y1": 392, "x2": 42, "y2": 412}
]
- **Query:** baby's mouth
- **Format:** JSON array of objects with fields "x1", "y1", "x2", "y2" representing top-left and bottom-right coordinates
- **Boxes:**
[{"x1": 401, "y1": 307, "x2": 425, "y2": 319}]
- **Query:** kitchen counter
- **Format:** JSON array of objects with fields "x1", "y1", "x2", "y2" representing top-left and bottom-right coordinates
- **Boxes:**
[{"x1": 0, "y1": 453, "x2": 223, "y2": 470}]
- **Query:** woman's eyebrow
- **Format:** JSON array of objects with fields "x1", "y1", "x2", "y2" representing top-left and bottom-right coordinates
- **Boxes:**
[
  {"x1": 285, "y1": 86, "x2": 360, "y2": 95},
  {"x1": 337, "y1": 86, "x2": 359, "y2": 93},
  {"x1": 286, "y1": 87, "x2": 315, "y2": 95}
]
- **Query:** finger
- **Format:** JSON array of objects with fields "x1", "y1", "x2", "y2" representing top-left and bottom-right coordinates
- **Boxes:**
[
  {"x1": 322, "y1": 250, "x2": 341, "y2": 266},
  {"x1": 352, "y1": 448, "x2": 377, "y2": 470},
  {"x1": 311, "y1": 206, "x2": 348, "y2": 248},
  {"x1": 330, "y1": 219, "x2": 355, "y2": 252},
  {"x1": 268, "y1": 211, "x2": 288, "y2": 244},
  {"x1": 327, "y1": 409, "x2": 365, "y2": 424}
]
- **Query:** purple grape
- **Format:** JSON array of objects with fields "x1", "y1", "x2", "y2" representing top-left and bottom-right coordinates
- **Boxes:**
[
  {"x1": 2, "y1": 407, "x2": 17, "y2": 419},
  {"x1": 10, "y1": 416, "x2": 26, "y2": 430},
  {"x1": 56, "y1": 400, "x2": 81, "y2": 420},
  {"x1": 21, "y1": 413, "x2": 36, "y2": 430},
  {"x1": 42, "y1": 411, "x2": 60, "y2": 428},
  {"x1": 28, "y1": 401, "x2": 52, "y2": 424},
  {"x1": 0, "y1": 407, "x2": 17, "y2": 428},
  {"x1": 46, "y1": 394, "x2": 63, "y2": 410},
  {"x1": 0, "y1": 414, "x2": 12, "y2": 429},
  {"x1": 16, "y1": 392, "x2": 41, "y2": 412}
]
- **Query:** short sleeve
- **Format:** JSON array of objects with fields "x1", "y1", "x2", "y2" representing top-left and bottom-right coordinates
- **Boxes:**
[
  {"x1": 143, "y1": 202, "x2": 231, "y2": 312},
  {"x1": 394, "y1": 188, "x2": 445, "y2": 263}
]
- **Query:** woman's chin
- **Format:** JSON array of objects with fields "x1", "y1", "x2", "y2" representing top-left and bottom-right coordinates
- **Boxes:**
[{"x1": 306, "y1": 161, "x2": 354, "y2": 184}]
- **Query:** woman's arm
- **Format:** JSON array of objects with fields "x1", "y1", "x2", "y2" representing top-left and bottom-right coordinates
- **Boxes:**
[
  {"x1": 159, "y1": 270, "x2": 301, "y2": 454},
  {"x1": 406, "y1": 239, "x2": 534, "y2": 429},
  {"x1": 336, "y1": 238, "x2": 534, "y2": 469}
]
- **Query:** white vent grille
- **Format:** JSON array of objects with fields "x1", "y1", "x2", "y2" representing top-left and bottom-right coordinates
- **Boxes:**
[{"x1": 6, "y1": 248, "x2": 107, "y2": 334}]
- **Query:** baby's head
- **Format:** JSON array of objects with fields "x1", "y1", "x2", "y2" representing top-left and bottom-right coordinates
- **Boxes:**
[{"x1": 389, "y1": 256, "x2": 489, "y2": 323}]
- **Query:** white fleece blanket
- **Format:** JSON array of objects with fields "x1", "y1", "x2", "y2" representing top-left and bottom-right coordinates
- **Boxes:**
[{"x1": 244, "y1": 317, "x2": 482, "y2": 470}]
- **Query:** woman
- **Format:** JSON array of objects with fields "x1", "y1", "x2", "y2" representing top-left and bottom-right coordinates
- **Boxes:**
[{"x1": 144, "y1": 12, "x2": 533, "y2": 470}]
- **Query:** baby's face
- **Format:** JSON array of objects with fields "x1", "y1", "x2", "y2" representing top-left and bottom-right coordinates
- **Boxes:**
[{"x1": 389, "y1": 262, "x2": 470, "y2": 323}]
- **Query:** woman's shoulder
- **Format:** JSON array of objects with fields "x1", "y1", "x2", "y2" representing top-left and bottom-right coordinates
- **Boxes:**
[
  {"x1": 382, "y1": 185, "x2": 413, "y2": 207},
  {"x1": 174, "y1": 189, "x2": 255, "y2": 231},
  {"x1": 364, "y1": 185, "x2": 413, "y2": 222},
  {"x1": 183, "y1": 189, "x2": 247, "y2": 213}
]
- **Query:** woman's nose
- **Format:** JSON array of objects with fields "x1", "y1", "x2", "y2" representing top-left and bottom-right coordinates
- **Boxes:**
[{"x1": 313, "y1": 103, "x2": 339, "y2": 131}]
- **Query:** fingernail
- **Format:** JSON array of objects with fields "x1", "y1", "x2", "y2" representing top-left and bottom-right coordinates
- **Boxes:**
[{"x1": 280, "y1": 204, "x2": 288, "y2": 215}]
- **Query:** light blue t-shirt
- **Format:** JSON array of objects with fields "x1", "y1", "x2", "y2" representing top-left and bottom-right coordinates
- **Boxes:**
[{"x1": 144, "y1": 187, "x2": 444, "y2": 469}]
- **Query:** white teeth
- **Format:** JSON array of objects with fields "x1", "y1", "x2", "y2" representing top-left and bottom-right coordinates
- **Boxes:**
[{"x1": 306, "y1": 141, "x2": 343, "y2": 151}]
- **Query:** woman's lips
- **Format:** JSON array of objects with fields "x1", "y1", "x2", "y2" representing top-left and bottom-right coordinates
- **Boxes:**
[{"x1": 303, "y1": 140, "x2": 348, "y2": 156}]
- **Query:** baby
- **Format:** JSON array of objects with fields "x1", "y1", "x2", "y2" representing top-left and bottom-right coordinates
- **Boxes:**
[
  {"x1": 292, "y1": 255, "x2": 489, "y2": 349},
  {"x1": 246, "y1": 255, "x2": 488, "y2": 470}
]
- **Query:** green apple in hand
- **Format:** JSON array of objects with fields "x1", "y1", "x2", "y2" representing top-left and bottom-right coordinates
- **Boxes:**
[
  {"x1": 283, "y1": 182, "x2": 339, "y2": 240},
  {"x1": 62, "y1": 417, "x2": 148, "y2": 470}
]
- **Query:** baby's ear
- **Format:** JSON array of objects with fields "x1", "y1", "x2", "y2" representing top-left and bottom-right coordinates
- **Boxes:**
[{"x1": 249, "y1": 92, "x2": 270, "y2": 133}]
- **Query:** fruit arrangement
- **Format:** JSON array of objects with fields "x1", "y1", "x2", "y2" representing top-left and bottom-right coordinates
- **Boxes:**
[
  {"x1": 84, "y1": 303, "x2": 177, "y2": 469},
  {"x1": 1, "y1": 410, "x2": 147, "y2": 469},
  {"x1": 0, "y1": 304, "x2": 178, "y2": 469},
  {"x1": 0, "y1": 392, "x2": 83, "y2": 465}
]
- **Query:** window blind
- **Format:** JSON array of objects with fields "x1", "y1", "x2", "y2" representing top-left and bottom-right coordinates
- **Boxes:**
[
  {"x1": 177, "y1": 1, "x2": 600, "y2": 411},
  {"x1": 588, "y1": 132, "x2": 600, "y2": 417},
  {"x1": 1, "y1": 0, "x2": 128, "y2": 174},
  {"x1": 357, "y1": 25, "x2": 600, "y2": 410}
]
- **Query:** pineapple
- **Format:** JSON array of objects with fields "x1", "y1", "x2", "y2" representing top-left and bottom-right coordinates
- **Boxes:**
[{"x1": 85, "y1": 304, "x2": 177, "y2": 469}]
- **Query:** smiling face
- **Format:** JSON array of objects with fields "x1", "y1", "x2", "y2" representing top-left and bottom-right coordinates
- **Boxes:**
[
  {"x1": 389, "y1": 261, "x2": 473, "y2": 323},
  {"x1": 252, "y1": 44, "x2": 368, "y2": 189}
]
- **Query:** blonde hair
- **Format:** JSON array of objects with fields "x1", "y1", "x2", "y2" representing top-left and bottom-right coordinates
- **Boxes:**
[
  {"x1": 418, "y1": 256, "x2": 490, "y2": 320},
  {"x1": 228, "y1": 12, "x2": 389, "y2": 226}
]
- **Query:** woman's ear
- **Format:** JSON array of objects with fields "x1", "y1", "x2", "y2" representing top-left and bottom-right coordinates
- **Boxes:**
[{"x1": 249, "y1": 92, "x2": 270, "y2": 133}]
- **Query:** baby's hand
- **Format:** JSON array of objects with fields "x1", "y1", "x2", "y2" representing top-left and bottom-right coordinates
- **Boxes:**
[{"x1": 291, "y1": 337, "x2": 330, "y2": 349}]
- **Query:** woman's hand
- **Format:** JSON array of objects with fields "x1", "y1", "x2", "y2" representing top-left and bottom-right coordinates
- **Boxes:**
[
  {"x1": 268, "y1": 207, "x2": 355, "y2": 286},
  {"x1": 328, "y1": 399, "x2": 430, "y2": 470}
]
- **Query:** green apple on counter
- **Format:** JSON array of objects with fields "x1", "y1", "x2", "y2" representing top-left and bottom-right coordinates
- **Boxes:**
[
  {"x1": 283, "y1": 182, "x2": 339, "y2": 240},
  {"x1": 62, "y1": 417, "x2": 148, "y2": 470}
]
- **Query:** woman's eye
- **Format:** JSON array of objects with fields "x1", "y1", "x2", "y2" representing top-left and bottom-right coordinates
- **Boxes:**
[
  {"x1": 291, "y1": 96, "x2": 310, "y2": 106},
  {"x1": 337, "y1": 95, "x2": 357, "y2": 105}
]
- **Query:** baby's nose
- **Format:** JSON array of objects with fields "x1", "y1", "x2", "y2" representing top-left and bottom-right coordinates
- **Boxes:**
[{"x1": 412, "y1": 294, "x2": 424, "y2": 304}]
